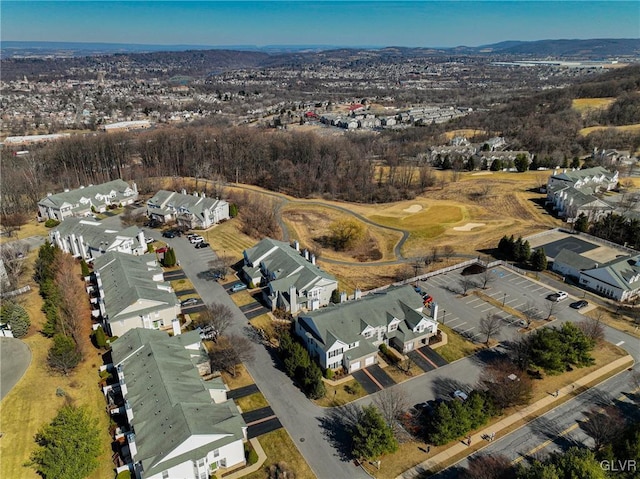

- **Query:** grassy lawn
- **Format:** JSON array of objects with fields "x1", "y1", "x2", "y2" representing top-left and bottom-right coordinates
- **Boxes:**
[
  {"x1": 170, "y1": 277, "x2": 196, "y2": 293},
  {"x1": 243, "y1": 429, "x2": 316, "y2": 479},
  {"x1": 579, "y1": 123, "x2": 640, "y2": 136},
  {"x1": 220, "y1": 364, "x2": 255, "y2": 390},
  {"x1": 0, "y1": 289, "x2": 114, "y2": 479},
  {"x1": 320, "y1": 261, "x2": 408, "y2": 293},
  {"x1": 0, "y1": 219, "x2": 47, "y2": 244},
  {"x1": 229, "y1": 289, "x2": 258, "y2": 307},
  {"x1": 435, "y1": 325, "x2": 483, "y2": 363},
  {"x1": 595, "y1": 308, "x2": 640, "y2": 340},
  {"x1": 571, "y1": 97, "x2": 615, "y2": 115},
  {"x1": 384, "y1": 363, "x2": 424, "y2": 384},
  {"x1": 203, "y1": 219, "x2": 256, "y2": 261},
  {"x1": 235, "y1": 392, "x2": 269, "y2": 412},
  {"x1": 314, "y1": 378, "x2": 367, "y2": 407}
]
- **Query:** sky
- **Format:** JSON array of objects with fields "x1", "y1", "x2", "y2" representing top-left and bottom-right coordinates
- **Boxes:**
[{"x1": 2, "y1": 1, "x2": 639, "y2": 48}]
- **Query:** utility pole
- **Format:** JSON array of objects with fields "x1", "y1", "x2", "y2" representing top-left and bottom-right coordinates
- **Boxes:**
[{"x1": 235, "y1": 167, "x2": 239, "y2": 185}]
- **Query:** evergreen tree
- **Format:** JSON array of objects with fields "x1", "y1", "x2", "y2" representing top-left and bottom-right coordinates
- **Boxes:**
[
  {"x1": 48, "y1": 334, "x2": 82, "y2": 375},
  {"x1": 531, "y1": 248, "x2": 548, "y2": 271},
  {"x1": 29, "y1": 405, "x2": 102, "y2": 479},
  {"x1": 80, "y1": 259, "x2": 90, "y2": 278},
  {"x1": 490, "y1": 159, "x2": 502, "y2": 171},
  {"x1": 514, "y1": 154, "x2": 529, "y2": 172},
  {"x1": 571, "y1": 156, "x2": 581, "y2": 169},
  {"x1": 529, "y1": 156, "x2": 540, "y2": 171},
  {"x1": 0, "y1": 301, "x2": 31, "y2": 338},
  {"x1": 94, "y1": 326, "x2": 107, "y2": 349},
  {"x1": 351, "y1": 405, "x2": 398, "y2": 460},
  {"x1": 427, "y1": 402, "x2": 456, "y2": 445},
  {"x1": 574, "y1": 213, "x2": 589, "y2": 233},
  {"x1": 302, "y1": 362, "x2": 325, "y2": 399},
  {"x1": 229, "y1": 204, "x2": 239, "y2": 218}
]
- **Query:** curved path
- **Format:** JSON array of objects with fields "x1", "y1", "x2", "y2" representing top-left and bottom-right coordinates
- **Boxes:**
[
  {"x1": 0, "y1": 337, "x2": 32, "y2": 401},
  {"x1": 231, "y1": 184, "x2": 411, "y2": 260}
]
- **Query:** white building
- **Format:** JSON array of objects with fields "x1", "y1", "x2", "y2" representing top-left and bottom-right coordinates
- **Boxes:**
[{"x1": 147, "y1": 190, "x2": 230, "y2": 230}]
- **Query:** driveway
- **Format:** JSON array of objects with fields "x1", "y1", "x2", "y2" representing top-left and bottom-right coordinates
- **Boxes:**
[{"x1": 0, "y1": 337, "x2": 32, "y2": 401}]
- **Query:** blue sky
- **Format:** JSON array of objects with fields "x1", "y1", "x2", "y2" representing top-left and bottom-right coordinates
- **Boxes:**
[{"x1": 2, "y1": 1, "x2": 638, "y2": 48}]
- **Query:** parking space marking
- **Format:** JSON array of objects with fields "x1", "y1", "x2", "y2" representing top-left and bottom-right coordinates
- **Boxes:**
[
  {"x1": 488, "y1": 291, "x2": 503, "y2": 298},
  {"x1": 512, "y1": 303, "x2": 525, "y2": 310},
  {"x1": 481, "y1": 306, "x2": 495, "y2": 312},
  {"x1": 465, "y1": 297, "x2": 481, "y2": 304},
  {"x1": 616, "y1": 341, "x2": 625, "y2": 346},
  {"x1": 447, "y1": 320, "x2": 466, "y2": 328},
  {"x1": 514, "y1": 279, "x2": 529, "y2": 285},
  {"x1": 473, "y1": 302, "x2": 486, "y2": 309},
  {"x1": 459, "y1": 326, "x2": 475, "y2": 334},
  {"x1": 505, "y1": 298, "x2": 520, "y2": 305}
]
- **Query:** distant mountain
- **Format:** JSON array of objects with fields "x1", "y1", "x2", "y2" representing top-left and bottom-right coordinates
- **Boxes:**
[{"x1": 471, "y1": 38, "x2": 640, "y2": 57}]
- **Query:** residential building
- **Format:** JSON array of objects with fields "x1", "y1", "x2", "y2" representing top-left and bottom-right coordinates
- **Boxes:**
[
  {"x1": 106, "y1": 329, "x2": 247, "y2": 479},
  {"x1": 49, "y1": 218, "x2": 147, "y2": 261},
  {"x1": 296, "y1": 285, "x2": 439, "y2": 372},
  {"x1": 579, "y1": 254, "x2": 640, "y2": 302},
  {"x1": 147, "y1": 190, "x2": 229, "y2": 230},
  {"x1": 102, "y1": 120, "x2": 152, "y2": 133},
  {"x1": 38, "y1": 179, "x2": 138, "y2": 222},
  {"x1": 546, "y1": 166, "x2": 618, "y2": 222},
  {"x1": 242, "y1": 238, "x2": 338, "y2": 314},
  {"x1": 91, "y1": 252, "x2": 180, "y2": 337}
]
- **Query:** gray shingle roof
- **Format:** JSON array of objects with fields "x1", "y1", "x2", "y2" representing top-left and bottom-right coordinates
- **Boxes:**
[
  {"x1": 93, "y1": 252, "x2": 179, "y2": 323},
  {"x1": 147, "y1": 190, "x2": 227, "y2": 225},
  {"x1": 111, "y1": 329, "x2": 246, "y2": 477},
  {"x1": 245, "y1": 238, "x2": 337, "y2": 293},
  {"x1": 39, "y1": 179, "x2": 134, "y2": 209},
  {"x1": 53, "y1": 217, "x2": 141, "y2": 251},
  {"x1": 298, "y1": 285, "x2": 432, "y2": 350},
  {"x1": 551, "y1": 166, "x2": 615, "y2": 184},
  {"x1": 581, "y1": 254, "x2": 640, "y2": 291},
  {"x1": 553, "y1": 248, "x2": 599, "y2": 269}
]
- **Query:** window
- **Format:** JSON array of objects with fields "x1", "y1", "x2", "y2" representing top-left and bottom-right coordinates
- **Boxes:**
[
  {"x1": 213, "y1": 449, "x2": 219, "y2": 457},
  {"x1": 363, "y1": 331, "x2": 373, "y2": 339},
  {"x1": 162, "y1": 472, "x2": 169, "y2": 479},
  {"x1": 388, "y1": 323, "x2": 398, "y2": 332},
  {"x1": 328, "y1": 348, "x2": 343, "y2": 358},
  {"x1": 348, "y1": 342, "x2": 357, "y2": 349},
  {"x1": 328, "y1": 361, "x2": 341, "y2": 369}
]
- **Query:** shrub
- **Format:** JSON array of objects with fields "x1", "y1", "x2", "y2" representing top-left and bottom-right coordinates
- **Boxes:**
[
  {"x1": 94, "y1": 326, "x2": 107, "y2": 349},
  {"x1": 0, "y1": 301, "x2": 31, "y2": 338},
  {"x1": 44, "y1": 219, "x2": 60, "y2": 228},
  {"x1": 247, "y1": 449, "x2": 259, "y2": 465},
  {"x1": 116, "y1": 471, "x2": 131, "y2": 479},
  {"x1": 345, "y1": 382, "x2": 362, "y2": 395},
  {"x1": 324, "y1": 368, "x2": 334, "y2": 380},
  {"x1": 80, "y1": 260, "x2": 90, "y2": 277}
]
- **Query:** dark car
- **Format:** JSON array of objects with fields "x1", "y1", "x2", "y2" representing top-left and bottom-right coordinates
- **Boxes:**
[
  {"x1": 180, "y1": 297, "x2": 199, "y2": 307},
  {"x1": 162, "y1": 231, "x2": 176, "y2": 238},
  {"x1": 195, "y1": 242, "x2": 210, "y2": 249},
  {"x1": 570, "y1": 300, "x2": 589, "y2": 310}
]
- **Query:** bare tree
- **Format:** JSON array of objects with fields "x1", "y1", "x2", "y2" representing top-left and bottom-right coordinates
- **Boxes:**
[
  {"x1": 459, "y1": 277, "x2": 476, "y2": 296},
  {"x1": 120, "y1": 208, "x2": 147, "y2": 228},
  {"x1": 373, "y1": 387, "x2": 409, "y2": 438},
  {"x1": 545, "y1": 299, "x2": 559, "y2": 320},
  {"x1": 442, "y1": 245, "x2": 455, "y2": 263},
  {"x1": 480, "y1": 267, "x2": 496, "y2": 289},
  {"x1": 0, "y1": 212, "x2": 29, "y2": 237},
  {"x1": 208, "y1": 254, "x2": 233, "y2": 280},
  {"x1": 196, "y1": 303, "x2": 234, "y2": 340},
  {"x1": 478, "y1": 358, "x2": 533, "y2": 409},
  {"x1": 520, "y1": 301, "x2": 542, "y2": 329},
  {"x1": 462, "y1": 454, "x2": 513, "y2": 479},
  {"x1": 479, "y1": 313, "x2": 502, "y2": 344},
  {"x1": 208, "y1": 334, "x2": 254, "y2": 377},
  {"x1": 0, "y1": 242, "x2": 29, "y2": 290},
  {"x1": 581, "y1": 406, "x2": 626, "y2": 451},
  {"x1": 430, "y1": 245, "x2": 440, "y2": 265},
  {"x1": 578, "y1": 315, "x2": 606, "y2": 345}
]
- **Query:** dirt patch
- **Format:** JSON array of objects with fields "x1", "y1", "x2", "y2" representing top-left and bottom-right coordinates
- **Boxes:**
[
  {"x1": 453, "y1": 222, "x2": 485, "y2": 231},
  {"x1": 403, "y1": 204, "x2": 423, "y2": 213}
]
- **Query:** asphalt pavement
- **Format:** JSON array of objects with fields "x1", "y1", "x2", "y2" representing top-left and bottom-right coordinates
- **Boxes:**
[{"x1": 0, "y1": 337, "x2": 32, "y2": 401}]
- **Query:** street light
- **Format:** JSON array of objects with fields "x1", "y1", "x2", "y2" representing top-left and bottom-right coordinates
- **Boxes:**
[
  {"x1": 442, "y1": 310, "x2": 446, "y2": 325},
  {"x1": 502, "y1": 292, "x2": 507, "y2": 307}
]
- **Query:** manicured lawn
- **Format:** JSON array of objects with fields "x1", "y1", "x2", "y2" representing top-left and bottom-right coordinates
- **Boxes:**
[
  {"x1": 229, "y1": 289, "x2": 258, "y2": 307},
  {"x1": 435, "y1": 325, "x2": 482, "y2": 363},
  {"x1": 314, "y1": 378, "x2": 366, "y2": 407},
  {"x1": 236, "y1": 392, "x2": 269, "y2": 412},
  {"x1": 579, "y1": 123, "x2": 640, "y2": 136},
  {"x1": 243, "y1": 429, "x2": 316, "y2": 479},
  {"x1": 170, "y1": 277, "x2": 196, "y2": 293},
  {"x1": 221, "y1": 364, "x2": 256, "y2": 390},
  {"x1": 202, "y1": 219, "x2": 256, "y2": 261}
]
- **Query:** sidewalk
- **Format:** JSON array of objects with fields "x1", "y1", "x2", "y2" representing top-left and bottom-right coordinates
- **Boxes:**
[
  {"x1": 396, "y1": 355, "x2": 634, "y2": 479},
  {"x1": 221, "y1": 438, "x2": 267, "y2": 479}
]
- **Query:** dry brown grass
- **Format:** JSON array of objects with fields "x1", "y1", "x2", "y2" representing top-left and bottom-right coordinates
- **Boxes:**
[
  {"x1": 572, "y1": 97, "x2": 615, "y2": 115},
  {"x1": 0, "y1": 219, "x2": 47, "y2": 244},
  {"x1": 580, "y1": 123, "x2": 640, "y2": 136},
  {"x1": 319, "y1": 261, "x2": 409, "y2": 293},
  {"x1": 435, "y1": 325, "x2": 483, "y2": 363},
  {"x1": 220, "y1": 364, "x2": 255, "y2": 390},
  {"x1": 235, "y1": 392, "x2": 269, "y2": 412},
  {"x1": 202, "y1": 218, "x2": 257, "y2": 262},
  {"x1": 314, "y1": 378, "x2": 367, "y2": 407},
  {"x1": 243, "y1": 428, "x2": 316, "y2": 479}
]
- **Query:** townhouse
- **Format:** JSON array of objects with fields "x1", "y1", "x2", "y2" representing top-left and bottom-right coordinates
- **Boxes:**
[{"x1": 147, "y1": 190, "x2": 229, "y2": 230}]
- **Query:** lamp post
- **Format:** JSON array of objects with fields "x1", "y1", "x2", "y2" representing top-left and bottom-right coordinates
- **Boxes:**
[
  {"x1": 502, "y1": 292, "x2": 507, "y2": 307},
  {"x1": 442, "y1": 310, "x2": 446, "y2": 325}
]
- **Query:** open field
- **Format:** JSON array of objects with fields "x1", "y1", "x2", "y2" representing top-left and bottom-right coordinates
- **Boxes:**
[
  {"x1": 201, "y1": 218, "x2": 257, "y2": 262},
  {"x1": 319, "y1": 261, "x2": 409, "y2": 293},
  {"x1": 579, "y1": 123, "x2": 640, "y2": 136},
  {"x1": 443, "y1": 129, "x2": 488, "y2": 140},
  {"x1": 0, "y1": 218, "x2": 47, "y2": 244},
  {"x1": 0, "y1": 260, "x2": 114, "y2": 479},
  {"x1": 281, "y1": 203, "x2": 402, "y2": 262},
  {"x1": 571, "y1": 97, "x2": 615, "y2": 115}
]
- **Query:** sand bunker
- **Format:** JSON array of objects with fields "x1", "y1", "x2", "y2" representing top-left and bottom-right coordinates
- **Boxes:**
[
  {"x1": 403, "y1": 204, "x2": 423, "y2": 213},
  {"x1": 471, "y1": 172, "x2": 493, "y2": 176},
  {"x1": 453, "y1": 223, "x2": 485, "y2": 231}
]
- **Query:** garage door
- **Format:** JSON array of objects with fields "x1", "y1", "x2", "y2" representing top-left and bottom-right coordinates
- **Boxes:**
[
  {"x1": 365, "y1": 356, "x2": 375, "y2": 366},
  {"x1": 350, "y1": 361, "x2": 361, "y2": 372}
]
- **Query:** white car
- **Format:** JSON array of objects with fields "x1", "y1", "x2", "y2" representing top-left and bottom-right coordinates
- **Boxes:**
[
  {"x1": 189, "y1": 236, "x2": 204, "y2": 244},
  {"x1": 547, "y1": 291, "x2": 568, "y2": 302}
]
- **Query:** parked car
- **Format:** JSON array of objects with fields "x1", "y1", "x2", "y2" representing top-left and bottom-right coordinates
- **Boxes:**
[
  {"x1": 423, "y1": 294, "x2": 433, "y2": 304},
  {"x1": 195, "y1": 242, "x2": 210, "y2": 249},
  {"x1": 180, "y1": 297, "x2": 199, "y2": 306},
  {"x1": 189, "y1": 236, "x2": 204, "y2": 244},
  {"x1": 414, "y1": 285, "x2": 423, "y2": 294},
  {"x1": 230, "y1": 283, "x2": 248, "y2": 292},
  {"x1": 145, "y1": 237, "x2": 155, "y2": 244},
  {"x1": 162, "y1": 231, "x2": 176, "y2": 238},
  {"x1": 570, "y1": 300, "x2": 589, "y2": 310},
  {"x1": 547, "y1": 291, "x2": 568, "y2": 302},
  {"x1": 452, "y1": 390, "x2": 468, "y2": 402}
]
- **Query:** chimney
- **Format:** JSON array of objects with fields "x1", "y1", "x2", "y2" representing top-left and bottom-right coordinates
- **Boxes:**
[
  {"x1": 132, "y1": 181, "x2": 138, "y2": 193},
  {"x1": 340, "y1": 291, "x2": 347, "y2": 303},
  {"x1": 80, "y1": 185, "x2": 84, "y2": 189},
  {"x1": 303, "y1": 249, "x2": 309, "y2": 261},
  {"x1": 293, "y1": 240, "x2": 299, "y2": 251},
  {"x1": 310, "y1": 254, "x2": 316, "y2": 265},
  {"x1": 181, "y1": 188, "x2": 187, "y2": 195},
  {"x1": 201, "y1": 192, "x2": 206, "y2": 198},
  {"x1": 64, "y1": 188, "x2": 70, "y2": 192},
  {"x1": 47, "y1": 192, "x2": 52, "y2": 197},
  {"x1": 172, "y1": 318, "x2": 181, "y2": 336},
  {"x1": 289, "y1": 285, "x2": 298, "y2": 314},
  {"x1": 193, "y1": 192, "x2": 199, "y2": 197},
  {"x1": 138, "y1": 231, "x2": 145, "y2": 248},
  {"x1": 355, "y1": 288, "x2": 362, "y2": 300}
]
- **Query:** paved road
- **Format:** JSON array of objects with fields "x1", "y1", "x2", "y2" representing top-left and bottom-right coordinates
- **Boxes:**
[{"x1": 0, "y1": 337, "x2": 32, "y2": 401}]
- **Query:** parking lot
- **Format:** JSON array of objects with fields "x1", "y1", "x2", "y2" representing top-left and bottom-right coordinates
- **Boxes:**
[{"x1": 417, "y1": 266, "x2": 588, "y2": 344}]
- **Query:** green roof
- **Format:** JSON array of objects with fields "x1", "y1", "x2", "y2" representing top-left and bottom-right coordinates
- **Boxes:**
[
  {"x1": 112, "y1": 329, "x2": 246, "y2": 477},
  {"x1": 298, "y1": 285, "x2": 435, "y2": 350},
  {"x1": 244, "y1": 238, "x2": 337, "y2": 293},
  {"x1": 93, "y1": 252, "x2": 179, "y2": 323}
]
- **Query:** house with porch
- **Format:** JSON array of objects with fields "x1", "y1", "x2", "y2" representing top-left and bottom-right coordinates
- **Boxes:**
[
  {"x1": 91, "y1": 252, "x2": 180, "y2": 337},
  {"x1": 146, "y1": 190, "x2": 229, "y2": 230},
  {"x1": 106, "y1": 328, "x2": 247, "y2": 479},
  {"x1": 295, "y1": 285, "x2": 439, "y2": 373},
  {"x1": 242, "y1": 238, "x2": 338, "y2": 314},
  {"x1": 38, "y1": 179, "x2": 138, "y2": 222},
  {"x1": 49, "y1": 218, "x2": 147, "y2": 261}
]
